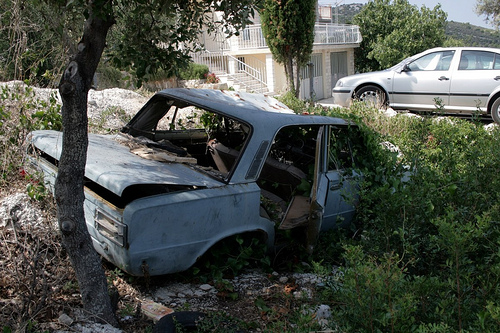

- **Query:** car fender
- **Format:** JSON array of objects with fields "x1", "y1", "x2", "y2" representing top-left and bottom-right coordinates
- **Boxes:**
[
  {"x1": 487, "y1": 87, "x2": 500, "y2": 113},
  {"x1": 343, "y1": 71, "x2": 394, "y2": 101},
  {"x1": 98, "y1": 183, "x2": 275, "y2": 276}
]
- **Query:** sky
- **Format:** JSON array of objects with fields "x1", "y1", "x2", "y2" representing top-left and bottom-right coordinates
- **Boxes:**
[{"x1": 318, "y1": 0, "x2": 494, "y2": 29}]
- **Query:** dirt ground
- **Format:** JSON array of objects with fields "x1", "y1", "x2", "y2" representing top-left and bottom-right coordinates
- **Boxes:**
[{"x1": 0, "y1": 190, "x2": 329, "y2": 332}]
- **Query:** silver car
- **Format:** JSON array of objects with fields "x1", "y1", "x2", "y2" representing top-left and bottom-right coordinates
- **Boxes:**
[
  {"x1": 28, "y1": 89, "x2": 360, "y2": 276},
  {"x1": 332, "y1": 47, "x2": 500, "y2": 123}
]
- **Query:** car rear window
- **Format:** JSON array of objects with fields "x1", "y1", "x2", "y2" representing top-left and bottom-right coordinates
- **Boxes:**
[{"x1": 459, "y1": 51, "x2": 499, "y2": 70}]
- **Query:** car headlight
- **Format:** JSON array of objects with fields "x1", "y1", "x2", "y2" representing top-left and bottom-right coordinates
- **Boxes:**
[
  {"x1": 95, "y1": 209, "x2": 127, "y2": 247},
  {"x1": 335, "y1": 80, "x2": 343, "y2": 88}
]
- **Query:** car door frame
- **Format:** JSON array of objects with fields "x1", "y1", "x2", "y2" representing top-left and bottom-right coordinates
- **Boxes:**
[{"x1": 281, "y1": 124, "x2": 358, "y2": 253}]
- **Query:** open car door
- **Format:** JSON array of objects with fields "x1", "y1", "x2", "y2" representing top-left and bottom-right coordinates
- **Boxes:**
[{"x1": 280, "y1": 125, "x2": 359, "y2": 253}]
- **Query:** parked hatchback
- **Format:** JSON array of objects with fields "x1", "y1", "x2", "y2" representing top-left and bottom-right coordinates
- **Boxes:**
[
  {"x1": 28, "y1": 89, "x2": 361, "y2": 276},
  {"x1": 332, "y1": 47, "x2": 500, "y2": 123}
]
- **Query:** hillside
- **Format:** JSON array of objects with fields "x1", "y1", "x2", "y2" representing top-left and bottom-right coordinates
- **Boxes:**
[
  {"x1": 335, "y1": 3, "x2": 500, "y2": 48},
  {"x1": 446, "y1": 21, "x2": 500, "y2": 48}
]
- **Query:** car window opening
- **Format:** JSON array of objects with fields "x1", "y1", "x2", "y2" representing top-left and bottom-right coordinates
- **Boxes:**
[{"x1": 121, "y1": 99, "x2": 249, "y2": 181}]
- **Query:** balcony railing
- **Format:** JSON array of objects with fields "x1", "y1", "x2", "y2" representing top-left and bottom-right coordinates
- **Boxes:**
[
  {"x1": 313, "y1": 24, "x2": 362, "y2": 45},
  {"x1": 225, "y1": 23, "x2": 361, "y2": 51}
]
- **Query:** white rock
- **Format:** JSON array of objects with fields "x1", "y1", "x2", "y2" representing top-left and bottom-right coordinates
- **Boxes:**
[
  {"x1": 58, "y1": 313, "x2": 74, "y2": 326},
  {"x1": 199, "y1": 284, "x2": 213, "y2": 291}
]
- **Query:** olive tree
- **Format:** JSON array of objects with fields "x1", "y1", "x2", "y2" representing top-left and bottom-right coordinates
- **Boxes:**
[
  {"x1": 353, "y1": 0, "x2": 447, "y2": 72},
  {"x1": 53, "y1": 0, "x2": 258, "y2": 325},
  {"x1": 476, "y1": 0, "x2": 500, "y2": 27},
  {"x1": 260, "y1": 0, "x2": 316, "y2": 97}
]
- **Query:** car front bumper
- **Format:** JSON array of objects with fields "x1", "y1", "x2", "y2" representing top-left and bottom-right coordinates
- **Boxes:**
[{"x1": 331, "y1": 88, "x2": 353, "y2": 107}]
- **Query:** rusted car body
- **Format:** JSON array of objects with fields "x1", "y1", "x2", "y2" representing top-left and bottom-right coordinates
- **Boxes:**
[{"x1": 28, "y1": 88, "x2": 359, "y2": 276}]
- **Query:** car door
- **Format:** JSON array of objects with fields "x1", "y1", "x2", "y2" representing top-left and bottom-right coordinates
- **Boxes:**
[
  {"x1": 320, "y1": 125, "x2": 359, "y2": 230},
  {"x1": 391, "y1": 50, "x2": 455, "y2": 109},
  {"x1": 301, "y1": 125, "x2": 358, "y2": 241},
  {"x1": 280, "y1": 125, "x2": 359, "y2": 252},
  {"x1": 449, "y1": 50, "x2": 500, "y2": 112}
]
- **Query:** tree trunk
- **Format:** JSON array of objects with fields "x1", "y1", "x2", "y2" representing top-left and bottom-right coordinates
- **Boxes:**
[
  {"x1": 284, "y1": 56, "x2": 296, "y2": 96},
  {"x1": 55, "y1": 0, "x2": 117, "y2": 326},
  {"x1": 294, "y1": 63, "x2": 301, "y2": 99}
]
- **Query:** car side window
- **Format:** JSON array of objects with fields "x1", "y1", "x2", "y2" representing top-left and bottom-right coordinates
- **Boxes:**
[
  {"x1": 408, "y1": 51, "x2": 455, "y2": 71},
  {"x1": 459, "y1": 50, "x2": 497, "y2": 70},
  {"x1": 328, "y1": 127, "x2": 353, "y2": 171}
]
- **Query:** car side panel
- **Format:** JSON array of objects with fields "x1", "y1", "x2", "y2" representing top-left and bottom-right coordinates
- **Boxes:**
[
  {"x1": 449, "y1": 70, "x2": 500, "y2": 113},
  {"x1": 391, "y1": 71, "x2": 451, "y2": 109},
  {"x1": 86, "y1": 183, "x2": 275, "y2": 276}
]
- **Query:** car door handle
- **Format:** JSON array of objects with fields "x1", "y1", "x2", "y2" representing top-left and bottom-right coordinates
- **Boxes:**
[
  {"x1": 494, "y1": 76, "x2": 500, "y2": 81},
  {"x1": 438, "y1": 76, "x2": 449, "y2": 81}
]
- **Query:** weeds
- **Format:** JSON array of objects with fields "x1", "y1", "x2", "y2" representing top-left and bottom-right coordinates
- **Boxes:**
[
  {"x1": 0, "y1": 83, "x2": 61, "y2": 189},
  {"x1": 189, "y1": 234, "x2": 271, "y2": 282},
  {"x1": 308, "y1": 100, "x2": 500, "y2": 332},
  {"x1": 89, "y1": 105, "x2": 131, "y2": 133},
  {"x1": 0, "y1": 204, "x2": 77, "y2": 331}
]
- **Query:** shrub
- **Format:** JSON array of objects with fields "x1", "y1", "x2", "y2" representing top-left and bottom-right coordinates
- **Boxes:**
[
  {"x1": 205, "y1": 72, "x2": 220, "y2": 84},
  {"x1": 275, "y1": 94, "x2": 500, "y2": 332},
  {"x1": 178, "y1": 63, "x2": 209, "y2": 80},
  {"x1": 0, "y1": 83, "x2": 62, "y2": 188}
]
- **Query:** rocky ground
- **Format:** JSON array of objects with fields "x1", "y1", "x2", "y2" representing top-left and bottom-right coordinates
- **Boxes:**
[{"x1": 0, "y1": 82, "x2": 334, "y2": 332}]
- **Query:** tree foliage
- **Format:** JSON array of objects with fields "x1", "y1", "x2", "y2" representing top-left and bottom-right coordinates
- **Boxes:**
[
  {"x1": 1, "y1": 0, "x2": 259, "y2": 87},
  {"x1": 106, "y1": 0, "x2": 259, "y2": 86},
  {"x1": 260, "y1": 0, "x2": 316, "y2": 97},
  {"x1": 353, "y1": 0, "x2": 447, "y2": 72},
  {"x1": 0, "y1": 0, "x2": 83, "y2": 86},
  {"x1": 476, "y1": 0, "x2": 500, "y2": 28}
]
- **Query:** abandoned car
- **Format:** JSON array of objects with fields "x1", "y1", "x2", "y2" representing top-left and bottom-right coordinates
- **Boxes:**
[{"x1": 28, "y1": 88, "x2": 360, "y2": 276}]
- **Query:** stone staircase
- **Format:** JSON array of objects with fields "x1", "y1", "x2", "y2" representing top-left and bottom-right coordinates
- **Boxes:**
[
  {"x1": 226, "y1": 72, "x2": 268, "y2": 94},
  {"x1": 190, "y1": 51, "x2": 269, "y2": 94}
]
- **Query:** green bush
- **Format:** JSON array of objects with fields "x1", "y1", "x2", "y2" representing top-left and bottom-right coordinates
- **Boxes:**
[
  {"x1": 329, "y1": 111, "x2": 500, "y2": 331},
  {"x1": 277, "y1": 94, "x2": 500, "y2": 332},
  {"x1": 178, "y1": 63, "x2": 209, "y2": 80},
  {"x1": 0, "y1": 83, "x2": 61, "y2": 189}
]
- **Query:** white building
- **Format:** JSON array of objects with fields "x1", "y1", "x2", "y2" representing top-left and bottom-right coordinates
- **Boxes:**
[{"x1": 191, "y1": 5, "x2": 361, "y2": 100}]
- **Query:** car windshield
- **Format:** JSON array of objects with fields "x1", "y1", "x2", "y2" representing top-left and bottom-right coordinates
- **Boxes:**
[
  {"x1": 387, "y1": 56, "x2": 414, "y2": 71},
  {"x1": 120, "y1": 96, "x2": 250, "y2": 181}
]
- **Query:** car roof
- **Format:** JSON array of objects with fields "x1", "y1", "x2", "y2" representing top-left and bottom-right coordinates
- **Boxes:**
[
  {"x1": 423, "y1": 46, "x2": 500, "y2": 54},
  {"x1": 154, "y1": 88, "x2": 352, "y2": 128}
]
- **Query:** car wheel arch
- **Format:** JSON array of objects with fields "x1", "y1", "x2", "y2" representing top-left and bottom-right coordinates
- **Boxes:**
[
  {"x1": 487, "y1": 91, "x2": 500, "y2": 114},
  {"x1": 353, "y1": 83, "x2": 389, "y2": 104},
  {"x1": 195, "y1": 229, "x2": 272, "y2": 263},
  {"x1": 488, "y1": 93, "x2": 500, "y2": 124}
]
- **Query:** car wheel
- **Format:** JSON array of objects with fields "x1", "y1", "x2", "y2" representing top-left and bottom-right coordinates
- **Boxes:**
[
  {"x1": 354, "y1": 85, "x2": 387, "y2": 109},
  {"x1": 491, "y1": 97, "x2": 500, "y2": 124},
  {"x1": 153, "y1": 311, "x2": 205, "y2": 333}
]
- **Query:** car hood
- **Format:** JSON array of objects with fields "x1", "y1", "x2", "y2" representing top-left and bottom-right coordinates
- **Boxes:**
[
  {"x1": 29, "y1": 130, "x2": 222, "y2": 196},
  {"x1": 339, "y1": 69, "x2": 393, "y2": 85}
]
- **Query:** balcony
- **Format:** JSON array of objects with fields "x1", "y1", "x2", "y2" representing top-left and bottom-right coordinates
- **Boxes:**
[{"x1": 209, "y1": 23, "x2": 361, "y2": 51}]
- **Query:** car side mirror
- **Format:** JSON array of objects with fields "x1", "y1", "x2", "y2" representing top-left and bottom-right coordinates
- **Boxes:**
[{"x1": 400, "y1": 64, "x2": 411, "y2": 73}]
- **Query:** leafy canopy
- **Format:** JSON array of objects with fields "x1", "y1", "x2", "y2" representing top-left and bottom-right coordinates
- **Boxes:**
[
  {"x1": 260, "y1": 0, "x2": 316, "y2": 95},
  {"x1": 1, "y1": 0, "x2": 260, "y2": 86},
  {"x1": 107, "y1": 0, "x2": 260, "y2": 83},
  {"x1": 476, "y1": 0, "x2": 500, "y2": 28},
  {"x1": 353, "y1": 0, "x2": 447, "y2": 72}
]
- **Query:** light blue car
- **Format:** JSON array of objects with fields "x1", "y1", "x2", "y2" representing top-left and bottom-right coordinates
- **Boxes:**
[{"x1": 28, "y1": 88, "x2": 360, "y2": 276}]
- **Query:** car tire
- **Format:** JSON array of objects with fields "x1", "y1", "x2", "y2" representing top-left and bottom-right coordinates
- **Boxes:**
[
  {"x1": 153, "y1": 311, "x2": 205, "y2": 333},
  {"x1": 491, "y1": 97, "x2": 500, "y2": 124},
  {"x1": 354, "y1": 85, "x2": 387, "y2": 109}
]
